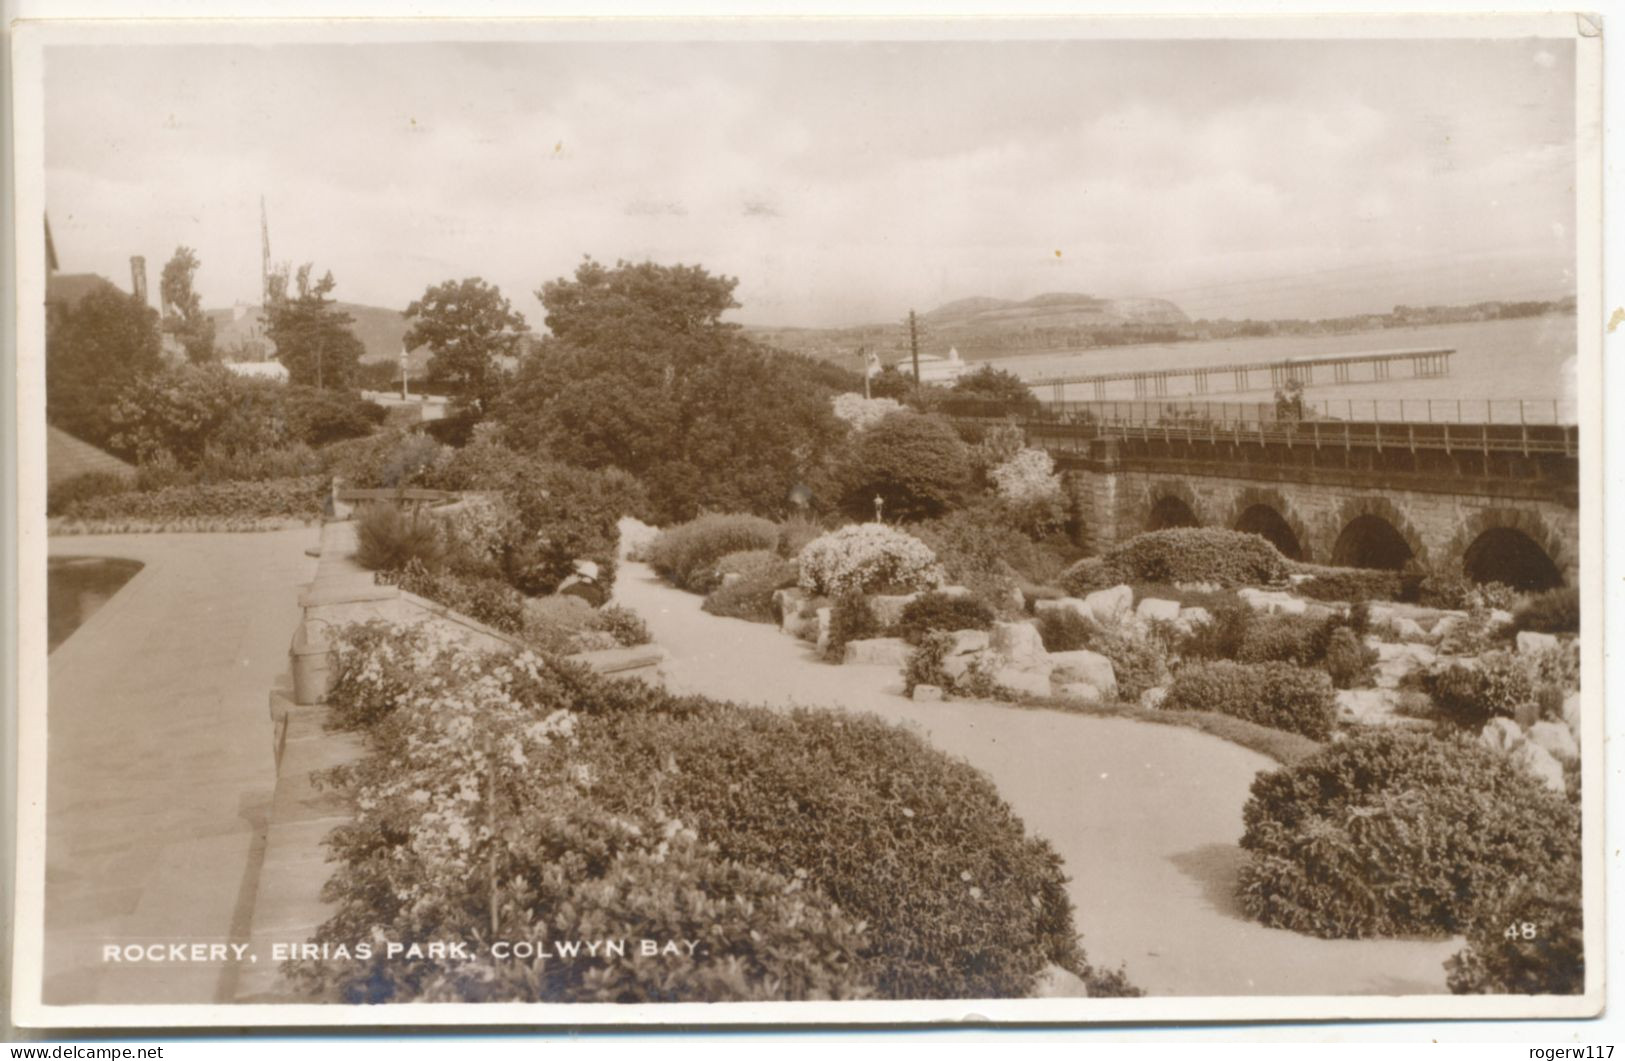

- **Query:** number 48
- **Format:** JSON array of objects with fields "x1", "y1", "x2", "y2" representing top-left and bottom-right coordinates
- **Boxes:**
[{"x1": 1505, "y1": 922, "x2": 1539, "y2": 940}]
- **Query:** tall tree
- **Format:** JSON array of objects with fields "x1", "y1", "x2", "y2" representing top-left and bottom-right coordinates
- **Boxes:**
[
  {"x1": 264, "y1": 263, "x2": 365, "y2": 390},
  {"x1": 158, "y1": 245, "x2": 217, "y2": 363},
  {"x1": 499, "y1": 258, "x2": 848, "y2": 522},
  {"x1": 402, "y1": 277, "x2": 527, "y2": 414},
  {"x1": 46, "y1": 284, "x2": 164, "y2": 449}
]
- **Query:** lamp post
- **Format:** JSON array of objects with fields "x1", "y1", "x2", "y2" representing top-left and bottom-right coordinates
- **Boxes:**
[{"x1": 873, "y1": 495, "x2": 884, "y2": 522}]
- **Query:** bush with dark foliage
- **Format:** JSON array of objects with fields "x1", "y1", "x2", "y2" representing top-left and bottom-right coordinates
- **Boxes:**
[
  {"x1": 1422, "y1": 651, "x2": 1535, "y2": 731},
  {"x1": 893, "y1": 592, "x2": 996, "y2": 646},
  {"x1": 837, "y1": 410, "x2": 972, "y2": 523},
  {"x1": 1445, "y1": 857, "x2": 1584, "y2": 995},
  {"x1": 701, "y1": 553, "x2": 798, "y2": 624},
  {"x1": 1237, "y1": 730, "x2": 1580, "y2": 939},
  {"x1": 1512, "y1": 586, "x2": 1579, "y2": 635},
  {"x1": 1162, "y1": 660, "x2": 1336, "y2": 740},
  {"x1": 823, "y1": 591, "x2": 881, "y2": 662},
  {"x1": 1062, "y1": 528, "x2": 1288, "y2": 594},
  {"x1": 1035, "y1": 608, "x2": 1098, "y2": 653},
  {"x1": 647, "y1": 513, "x2": 781, "y2": 592},
  {"x1": 47, "y1": 471, "x2": 131, "y2": 517},
  {"x1": 59, "y1": 475, "x2": 325, "y2": 523}
]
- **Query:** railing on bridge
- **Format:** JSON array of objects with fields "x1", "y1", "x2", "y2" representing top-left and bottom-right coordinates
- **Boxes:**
[{"x1": 941, "y1": 398, "x2": 1578, "y2": 459}]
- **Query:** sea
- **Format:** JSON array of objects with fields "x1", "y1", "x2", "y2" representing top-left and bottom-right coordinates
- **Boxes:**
[{"x1": 984, "y1": 315, "x2": 1579, "y2": 425}]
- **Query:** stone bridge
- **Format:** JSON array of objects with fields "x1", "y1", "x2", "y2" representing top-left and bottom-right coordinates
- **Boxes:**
[{"x1": 1014, "y1": 418, "x2": 1580, "y2": 590}]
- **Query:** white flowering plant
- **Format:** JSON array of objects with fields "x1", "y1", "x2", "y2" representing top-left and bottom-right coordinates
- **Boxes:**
[
  {"x1": 797, "y1": 522, "x2": 945, "y2": 597},
  {"x1": 831, "y1": 393, "x2": 905, "y2": 433}
]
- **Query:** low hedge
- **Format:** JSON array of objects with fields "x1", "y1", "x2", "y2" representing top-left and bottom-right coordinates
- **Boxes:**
[
  {"x1": 60, "y1": 475, "x2": 325, "y2": 522},
  {"x1": 1292, "y1": 567, "x2": 1415, "y2": 603},
  {"x1": 300, "y1": 629, "x2": 1128, "y2": 1001},
  {"x1": 1061, "y1": 528, "x2": 1289, "y2": 594},
  {"x1": 893, "y1": 591, "x2": 996, "y2": 646},
  {"x1": 648, "y1": 513, "x2": 780, "y2": 592},
  {"x1": 1237, "y1": 730, "x2": 1581, "y2": 939},
  {"x1": 1162, "y1": 660, "x2": 1336, "y2": 740}
]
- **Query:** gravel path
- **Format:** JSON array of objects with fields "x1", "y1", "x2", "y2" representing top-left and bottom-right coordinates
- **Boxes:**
[{"x1": 613, "y1": 562, "x2": 1462, "y2": 997}]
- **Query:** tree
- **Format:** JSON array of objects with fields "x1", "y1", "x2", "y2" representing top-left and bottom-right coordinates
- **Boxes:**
[
  {"x1": 265, "y1": 263, "x2": 365, "y2": 390},
  {"x1": 837, "y1": 410, "x2": 971, "y2": 523},
  {"x1": 499, "y1": 258, "x2": 848, "y2": 523},
  {"x1": 951, "y1": 364, "x2": 1039, "y2": 412},
  {"x1": 402, "y1": 277, "x2": 527, "y2": 415},
  {"x1": 46, "y1": 284, "x2": 164, "y2": 450},
  {"x1": 159, "y1": 245, "x2": 217, "y2": 363}
]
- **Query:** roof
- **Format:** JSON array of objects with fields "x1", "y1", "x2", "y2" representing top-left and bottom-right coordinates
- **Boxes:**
[{"x1": 47, "y1": 426, "x2": 135, "y2": 489}]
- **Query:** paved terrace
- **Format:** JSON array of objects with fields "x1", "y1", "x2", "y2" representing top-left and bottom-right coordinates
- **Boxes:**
[{"x1": 43, "y1": 528, "x2": 319, "y2": 1005}]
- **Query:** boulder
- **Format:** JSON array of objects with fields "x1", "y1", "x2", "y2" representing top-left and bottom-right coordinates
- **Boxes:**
[
  {"x1": 991, "y1": 665, "x2": 1053, "y2": 698},
  {"x1": 1428, "y1": 615, "x2": 1461, "y2": 642},
  {"x1": 1511, "y1": 740, "x2": 1567, "y2": 795},
  {"x1": 868, "y1": 593, "x2": 918, "y2": 629},
  {"x1": 1082, "y1": 585, "x2": 1133, "y2": 622},
  {"x1": 1139, "y1": 685, "x2": 1169, "y2": 710},
  {"x1": 1178, "y1": 606, "x2": 1213, "y2": 628},
  {"x1": 1391, "y1": 617, "x2": 1427, "y2": 641},
  {"x1": 944, "y1": 629, "x2": 990, "y2": 655},
  {"x1": 1336, "y1": 688, "x2": 1397, "y2": 725},
  {"x1": 990, "y1": 620, "x2": 1048, "y2": 668},
  {"x1": 1527, "y1": 720, "x2": 1579, "y2": 763},
  {"x1": 1487, "y1": 608, "x2": 1515, "y2": 630},
  {"x1": 1032, "y1": 964, "x2": 1091, "y2": 999},
  {"x1": 1135, "y1": 597, "x2": 1181, "y2": 622},
  {"x1": 942, "y1": 653, "x2": 976, "y2": 684},
  {"x1": 1054, "y1": 682, "x2": 1105, "y2": 704},
  {"x1": 774, "y1": 588, "x2": 812, "y2": 633},
  {"x1": 719, "y1": 571, "x2": 744, "y2": 588},
  {"x1": 1000, "y1": 583, "x2": 1027, "y2": 615},
  {"x1": 1516, "y1": 630, "x2": 1560, "y2": 656},
  {"x1": 1238, "y1": 588, "x2": 1306, "y2": 616},
  {"x1": 938, "y1": 585, "x2": 973, "y2": 599},
  {"x1": 1563, "y1": 692, "x2": 1582, "y2": 740},
  {"x1": 1034, "y1": 597, "x2": 1092, "y2": 622},
  {"x1": 911, "y1": 684, "x2": 944, "y2": 703},
  {"x1": 842, "y1": 637, "x2": 913, "y2": 667},
  {"x1": 1047, "y1": 649, "x2": 1117, "y2": 694},
  {"x1": 1478, "y1": 717, "x2": 1525, "y2": 757}
]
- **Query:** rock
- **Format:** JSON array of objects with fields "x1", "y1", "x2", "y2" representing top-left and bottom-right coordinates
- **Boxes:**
[
  {"x1": 1139, "y1": 685, "x2": 1169, "y2": 710},
  {"x1": 1391, "y1": 617, "x2": 1427, "y2": 641},
  {"x1": 1135, "y1": 597, "x2": 1181, "y2": 622},
  {"x1": 1054, "y1": 682, "x2": 1105, "y2": 704},
  {"x1": 938, "y1": 585, "x2": 973, "y2": 599},
  {"x1": 910, "y1": 684, "x2": 944, "y2": 702},
  {"x1": 1336, "y1": 688, "x2": 1397, "y2": 725},
  {"x1": 1563, "y1": 692, "x2": 1582, "y2": 740},
  {"x1": 1429, "y1": 615, "x2": 1461, "y2": 642},
  {"x1": 1178, "y1": 606, "x2": 1213, "y2": 628},
  {"x1": 1516, "y1": 630, "x2": 1560, "y2": 655},
  {"x1": 1032, "y1": 964, "x2": 1091, "y2": 999},
  {"x1": 1035, "y1": 597, "x2": 1089, "y2": 619},
  {"x1": 944, "y1": 629, "x2": 990, "y2": 655},
  {"x1": 992, "y1": 665, "x2": 1054, "y2": 698},
  {"x1": 1287, "y1": 573, "x2": 1315, "y2": 587},
  {"x1": 1047, "y1": 649, "x2": 1117, "y2": 694},
  {"x1": 842, "y1": 637, "x2": 913, "y2": 667},
  {"x1": 868, "y1": 593, "x2": 918, "y2": 629},
  {"x1": 1478, "y1": 717, "x2": 1525, "y2": 756},
  {"x1": 1238, "y1": 588, "x2": 1306, "y2": 616},
  {"x1": 942, "y1": 654, "x2": 976, "y2": 683},
  {"x1": 1487, "y1": 608, "x2": 1515, "y2": 629},
  {"x1": 1527, "y1": 720, "x2": 1579, "y2": 762},
  {"x1": 1511, "y1": 740, "x2": 1567, "y2": 794},
  {"x1": 990, "y1": 620, "x2": 1048, "y2": 668},
  {"x1": 720, "y1": 571, "x2": 743, "y2": 588},
  {"x1": 1001, "y1": 584, "x2": 1028, "y2": 614},
  {"x1": 774, "y1": 588, "x2": 811, "y2": 633},
  {"x1": 1082, "y1": 584, "x2": 1133, "y2": 622}
]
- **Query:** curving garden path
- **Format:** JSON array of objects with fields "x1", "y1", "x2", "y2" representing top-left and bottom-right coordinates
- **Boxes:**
[{"x1": 612, "y1": 561, "x2": 1463, "y2": 997}]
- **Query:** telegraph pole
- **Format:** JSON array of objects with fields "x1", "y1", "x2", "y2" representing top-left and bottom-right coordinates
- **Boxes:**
[
  {"x1": 908, "y1": 310, "x2": 921, "y2": 384},
  {"x1": 856, "y1": 345, "x2": 872, "y2": 399}
]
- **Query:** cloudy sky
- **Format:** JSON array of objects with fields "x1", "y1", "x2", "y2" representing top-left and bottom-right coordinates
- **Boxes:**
[{"x1": 43, "y1": 36, "x2": 1576, "y2": 327}]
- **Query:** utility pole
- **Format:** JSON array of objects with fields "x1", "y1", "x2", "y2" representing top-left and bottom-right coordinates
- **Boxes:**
[
  {"x1": 259, "y1": 195, "x2": 271, "y2": 306},
  {"x1": 908, "y1": 310, "x2": 921, "y2": 384},
  {"x1": 856, "y1": 345, "x2": 871, "y2": 399}
]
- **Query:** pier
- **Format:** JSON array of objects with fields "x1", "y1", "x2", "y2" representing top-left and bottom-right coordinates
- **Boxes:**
[{"x1": 1031, "y1": 346, "x2": 1454, "y2": 402}]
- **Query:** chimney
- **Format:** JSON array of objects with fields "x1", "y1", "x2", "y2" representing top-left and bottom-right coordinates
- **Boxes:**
[{"x1": 130, "y1": 255, "x2": 148, "y2": 306}]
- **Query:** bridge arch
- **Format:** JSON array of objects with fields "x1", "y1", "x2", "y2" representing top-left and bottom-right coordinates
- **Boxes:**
[
  {"x1": 1227, "y1": 487, "x2": 1311, "y2": 562},
  {"x1": 1144, "y1": 480, "x2": 1205, "y2": 531},
  {"x1": 1446, "y1": 508, "x2": 1571, "y2": 589},
  {"x1": 1329, "y1": 497, "x2": 1429, "y2": 571}
]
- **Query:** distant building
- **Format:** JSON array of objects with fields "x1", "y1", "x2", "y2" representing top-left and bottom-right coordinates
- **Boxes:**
[{"x1": 885, "y1": 346, "x2": 967, "y2": 384}]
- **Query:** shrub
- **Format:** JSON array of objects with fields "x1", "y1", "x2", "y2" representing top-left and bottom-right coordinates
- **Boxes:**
[
  {"x1": 797, "y1": 523, "x2": 944, "y2": 598},
  {"x1": 647, "y1": 513, "x2": 780, "y2": 592},
  {"x1": 1512, "y1": 586, "x2": 1579, "y2": 635},
  {"x1": 1322, "y1": 627, "x2": 1377, "y2": 689},
  {"x1": 1178, "y1": 603, "x2": 1255, "y2": 661},
  {"x1": 1062, "y1": 528, "x2": 1288, "y2": 594},
  {"x1": 837, "y1": 410, "x2": 971, "y2": 522},
  {"x1": 591, "y1": 604, "x2": 651, "y2": 647},
  {"x1": 914, "y1": 505, "x2": 1069, "y2": 592},
  {"x1": 1035, "y1": 608, "x2": 1098, "y2": 653},
  {"x1": 830, "y1": 393, "x2": 905, "y2": 432},
  {"x1": 520, "y1": 595, "x2": 600, "y2": 654},
  {"x1": 823, "y1": 591, "x2": 881, "y2": 662},
  {"x1": 353, "y1": 502, "x2": 447, "y2": 573},
  {"x1": 378, "y1": 559, "x2": 526, "y2": 634},
  {"x1": 1445, "y1": 857, "x2": 1584, "y2": 995},
  {"x1": 422, "y1": 436, "x2": 534, "y2": 492},
  {"x1": 776, "y1": 515, "x2": 824, "y2": 560},
  {"x1": 1237, "y1": 730, "x2": 1581, "y2": 938},
  {"x1": 1091, "y1": 626, "x2": 1170, "y2": 703},
  {"x1": 1417, "y1": 573, "x2": 1519, "y2": 612},
  {"x1": 703, "y1": 555, "x2": 798, "y2": 624},
  {"x1": 323, "y1": 429, "x2": 448, "y2": 489},
  {"x1": 988, "y1": 448, "x2": 1066, "y2": 537},
  {"x1": 1424, "y1": 650, "x2": 1535, "y2": 730},
  {"x1": 1162, "y1": 660, "x2": 1336, "y2": 740},
  {"x1": 324, "y1": 619, "x2": 452, "y2": 731},
  {"x1": 504, "y1": 463, "x2": 625, "y2": 596},
  {"x1": 47, "y1": 471, "x2": 130, "y2": 517},
  {"x1": 59, "y1": 475, "x2": 324, "y2": 522},
  {"x1": 195, "y1": 442, "x2": 325, "y2": 483},
  {"x1": 1292, "y1": 567, "x2": 1413, "y2": 604},
  {"x1": 893, "y1": 592, "x2": 996, "y2": 646},
  {"x1": 902, "y1": 630, "x2": 956, "y2": 695}
]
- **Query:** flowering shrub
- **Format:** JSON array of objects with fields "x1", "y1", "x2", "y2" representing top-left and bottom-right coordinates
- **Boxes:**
[
  {"x1": 647, "y1": 513, "x2": 780, "y2": 592},
  {"x1": 324, "y1": 620, "x2": 457, "y2": 731},
  {"x1": 325, "y1": 429, "x2": 449, "y2": 489},
  {"x1": 989, "y1": 448, "x2": 1066, "y2": 536},
  {"x1": 797, "y1": 523, "x2": 945, "y2": 598},
  {"x1": 1238, "y1": 730, "x2": 1580, "y2": 938},
  {"x1": 1162, "y1": 660, "x2": 1336, "y2": 740},
  {"x1": 831, "y1": 393, "x2": 905, "y2": 432}
]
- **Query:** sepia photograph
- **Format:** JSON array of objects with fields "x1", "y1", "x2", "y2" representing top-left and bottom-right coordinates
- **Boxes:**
[{"x1": 7, "y1": 13, "x2": 1606, "y2": 1029}]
